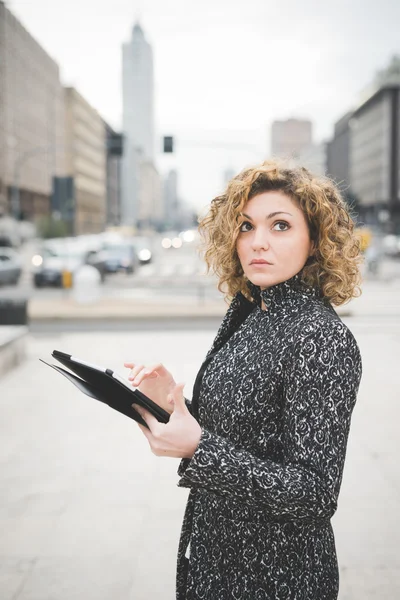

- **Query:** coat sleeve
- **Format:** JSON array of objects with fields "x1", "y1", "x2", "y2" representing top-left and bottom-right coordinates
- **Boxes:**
[{"x1": 177, "y1": 320, "x2": 362, "y2": 520}]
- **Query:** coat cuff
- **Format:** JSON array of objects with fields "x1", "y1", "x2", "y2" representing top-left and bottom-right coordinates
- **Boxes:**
[{"x1": 177, "y1": 428, "x2": 230, "y2": 486}]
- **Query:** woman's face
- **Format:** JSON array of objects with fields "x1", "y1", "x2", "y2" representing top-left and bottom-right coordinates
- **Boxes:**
[{"x1": 236, "y1": 191, "x2": 314, "y2": 290}]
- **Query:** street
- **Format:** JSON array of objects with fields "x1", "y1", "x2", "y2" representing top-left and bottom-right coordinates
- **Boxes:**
[{"x1": 0, "y1": 236, "x2": 222, "y2": 304}]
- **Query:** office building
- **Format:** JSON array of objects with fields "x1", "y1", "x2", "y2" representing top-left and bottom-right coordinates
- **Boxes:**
[
  {"x1": 105, "y1": 125, "x2": 123, "y2": 226},
  {"x1": 137, "y1": 161, "x2": 162, "y2": 230},
  {"x1": 0, "y1": 1, "x2": 65, "y2": 220},
  {"x1": 349, "y1": 84, "x2": 400, "y2": 229},
  {"x1": 163, "y1": 169, "x2": 178, "y2": 211},
  {"x1": 326, "y1": 112, "x2": 353, "y2": 194},
  {"x1": 64, "y1": 87, "x2": 107, "y2": 234}
]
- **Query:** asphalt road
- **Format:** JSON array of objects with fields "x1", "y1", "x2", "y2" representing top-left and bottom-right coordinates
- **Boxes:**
[{"x1": 0, "y1": 236, "x2": 220, "y2": 301}]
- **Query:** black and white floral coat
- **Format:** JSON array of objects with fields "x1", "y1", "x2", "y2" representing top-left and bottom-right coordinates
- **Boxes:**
[{"x1": 175, "y1": 272, "x2": 362, "y2": 600}]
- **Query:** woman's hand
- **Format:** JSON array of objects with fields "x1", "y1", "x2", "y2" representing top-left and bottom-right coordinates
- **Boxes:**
[
  {"x1": 132, "y1": 383, "x2": 202, "y2": 459},
  {"x1": 124, "y1": 361, "x2": 176, "y2": 415}
]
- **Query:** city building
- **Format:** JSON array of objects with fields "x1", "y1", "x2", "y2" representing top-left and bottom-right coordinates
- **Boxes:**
[
  {"x1": 121, "y1": 22, "x2": 155, "y2": 225},
  {"x1": 0, "y1": 1, "x2": 65, "y2": 220},
  {"x1": 63, "y1": 87, "x2": 107, "y2": 234},
  {"x1": 137, "y1": 161, "x2": 162, "y2": 230},
  {"x1": 326, "y1": 112, "x2": 353, "y2": 194},
  {"x1": 349, "y1": 84, "x2": 400, "y2": 230},
  {"x1": 271, "y1": 118, "x2": 313, "y2": 158},
  {"x1": 105, "y1": 125, "x2": 123, "y2": 227},
  {"x1": 163, "y1": 169, "x2": 178, "y2": 226},
  {"x1": 358, "y1": 55, "x2": 400, "y2": 107}
]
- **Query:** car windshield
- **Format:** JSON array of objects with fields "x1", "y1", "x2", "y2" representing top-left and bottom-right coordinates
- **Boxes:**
[
  {"x1": 42, "y1": 247, "x2": 86, "y2": 259},
  {"x1": 105, "y1": 245, "x2": 131, "y2": 256}
]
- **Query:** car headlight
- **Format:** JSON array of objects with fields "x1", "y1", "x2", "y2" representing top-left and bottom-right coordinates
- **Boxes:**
[
  {"x1": 138, "y1": 249, "x2": 151, "y2": 261},
  {"x1": 172, "y1": 237, "x2": 182, "y2": 248},
  {"x1": 32, "y1": 254, "x2": 43, "y2": 267},
  {"x1": 181, "y1": 230, "x2": 196, "y2": 243}
]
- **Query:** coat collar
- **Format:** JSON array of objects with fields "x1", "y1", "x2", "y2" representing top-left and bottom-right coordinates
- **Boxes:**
[
  {"x1": 245, "y1": 270, "x2": 324, "y2": 313},
  {"x1": 206, "y1": 270, "x2": 324, "y2": 359}
]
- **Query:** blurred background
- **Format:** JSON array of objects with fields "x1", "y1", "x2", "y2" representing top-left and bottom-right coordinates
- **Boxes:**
[{"x1": 0, "y1": 1, "x2": 399, "y2": 599}]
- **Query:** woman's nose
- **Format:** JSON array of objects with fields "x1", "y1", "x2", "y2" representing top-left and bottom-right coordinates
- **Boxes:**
[{"x1": 251, "y1": 230, "x2": 270, "y2": 251}]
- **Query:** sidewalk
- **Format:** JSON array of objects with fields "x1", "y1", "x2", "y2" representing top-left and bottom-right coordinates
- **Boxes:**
[
  {"x1": 26, "y1": 277, "x2": 400, "y2": 321},
  {"x1": 0, "y1": 316, "x2": 399, "y2": 599}
]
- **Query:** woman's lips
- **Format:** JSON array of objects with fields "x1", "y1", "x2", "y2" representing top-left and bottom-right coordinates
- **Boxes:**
[{"x1": 250, "y1": 260, "x2": 273, "y2": 265}]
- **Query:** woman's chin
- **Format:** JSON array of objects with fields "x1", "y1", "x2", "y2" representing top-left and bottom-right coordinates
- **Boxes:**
[{"x1": 248, "y1": 274, "x2": 276, "y2": 288}]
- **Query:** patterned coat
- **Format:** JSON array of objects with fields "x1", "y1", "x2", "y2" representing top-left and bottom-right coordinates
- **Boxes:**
[{"x1": 175, "y1": 273, "x2": 362, "y2": 600}]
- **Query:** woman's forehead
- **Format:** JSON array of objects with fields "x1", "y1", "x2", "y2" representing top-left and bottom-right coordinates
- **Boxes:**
[{"x1": 243, "y1": 191, "x2": 301, "y2": 213}]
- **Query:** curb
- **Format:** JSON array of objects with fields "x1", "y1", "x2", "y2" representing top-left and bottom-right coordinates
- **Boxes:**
[{"x1": 27, "y1": 298, "x2": 353, "y2": 321}]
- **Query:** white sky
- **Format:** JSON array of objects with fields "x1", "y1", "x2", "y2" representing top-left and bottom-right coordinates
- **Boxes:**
[{"x1": 7, "y1": 0, "x2": 400, "y2": 213}]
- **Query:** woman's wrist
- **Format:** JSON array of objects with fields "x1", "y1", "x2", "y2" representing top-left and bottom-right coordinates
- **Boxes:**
[{"x1": 184, "y1": 423, "x2": 202, "y2": 459}]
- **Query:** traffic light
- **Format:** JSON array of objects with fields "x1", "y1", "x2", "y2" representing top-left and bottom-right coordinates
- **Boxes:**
[{"x1": 163, "y1": 136, "x2": 174, "y2": 153}]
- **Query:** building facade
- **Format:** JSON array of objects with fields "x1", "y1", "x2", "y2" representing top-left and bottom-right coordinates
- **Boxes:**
[
  {"x1": 105, "y1": 125, "x2": 123, "y2": 227},
  {"x1": 271, "y1": 118, "x2": 313, "y2": 158},
  {"x1": 162, "y1": 169, "x2": 179, "y2": 229},
  {"x1": 64, "y1": 87, "x2": 107, "y2": 235},
  {"x1": 326, "y1": 112, "x2": 353, "y2": 194},
  {"x1": 0, "y1": 1, "x2": 65, "y2": 220},
  {"x1": 137, "y1": 161, "x2": 162, "y2": 230},
  {"x1": 349, "y1": 85, "x2": 399, "y2": 229},
  {"x1": 121, "y1": 22, "x2": 155, "y2": 225}
]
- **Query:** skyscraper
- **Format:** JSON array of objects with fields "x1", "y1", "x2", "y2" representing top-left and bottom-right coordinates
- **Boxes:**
[{"x1": 121, "y1": 22, "x2": 155, "y2": 225}]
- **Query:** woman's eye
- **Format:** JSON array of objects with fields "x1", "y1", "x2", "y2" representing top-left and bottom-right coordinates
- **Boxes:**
[
  {"x1": 273, "y1": 221, "x2": 290, "y2": 232},
  {"x1": 239, "y1": 221, "x2": 253, "y2": 232}
]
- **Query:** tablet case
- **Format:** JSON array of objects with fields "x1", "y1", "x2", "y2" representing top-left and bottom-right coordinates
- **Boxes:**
[{"x1": 40, "y1": 350, "x2": 171, "y2": 429}]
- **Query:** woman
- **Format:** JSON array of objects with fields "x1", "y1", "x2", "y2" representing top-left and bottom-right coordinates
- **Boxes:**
[{"x1": 124, "y1": 160, "x2": 363, "y2": 600}]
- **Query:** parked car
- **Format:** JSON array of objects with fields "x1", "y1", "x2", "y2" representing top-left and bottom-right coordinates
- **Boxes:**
[
  {"x1": 102, "y1": 242, "x2": 139, "y2": 274},
  {"x1": 0, "y1": 247, "x2": 22, "y2": 286},
  {"x1": 132, "y1": 236, "x2": 153, "y2": 264},
  {"x1": 32, "y1": 240, "x2": 107, "y2": 287}
]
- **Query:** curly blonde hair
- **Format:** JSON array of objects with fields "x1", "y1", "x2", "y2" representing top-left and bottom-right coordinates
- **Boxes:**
[{"x1": 198, "y1": 160, "x2": 363, "y2": 306}]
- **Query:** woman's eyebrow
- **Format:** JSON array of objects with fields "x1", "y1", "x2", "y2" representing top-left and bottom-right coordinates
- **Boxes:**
[{"x1": 241, "y1": 211, "x2": 293, "y2": 220}]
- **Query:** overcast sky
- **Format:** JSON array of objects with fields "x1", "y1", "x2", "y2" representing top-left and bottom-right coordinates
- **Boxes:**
[{"x1": 8, "y1": 0, "x2": 400, "y2": 212}]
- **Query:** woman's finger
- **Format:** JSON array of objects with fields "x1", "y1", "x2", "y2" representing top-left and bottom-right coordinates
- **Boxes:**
[
  {"x1": 146, "y1": 363, "x2": 168, "y2": 375},
  {"x1": 131, "y1": 369, "x2": 158, "y2": 385},
  {"x1": 128, "y1": 364, "x2": 145, "y2": 381}
]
